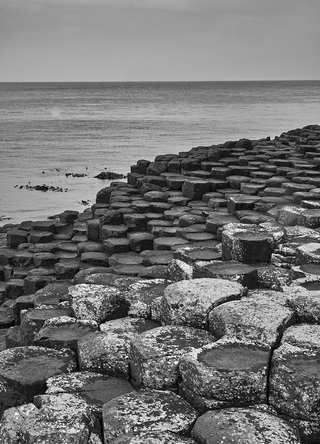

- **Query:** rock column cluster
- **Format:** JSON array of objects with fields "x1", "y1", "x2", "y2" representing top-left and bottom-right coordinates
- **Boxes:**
[{"x1": 0, "y1": 124, "x2": 320, "y2": 443}]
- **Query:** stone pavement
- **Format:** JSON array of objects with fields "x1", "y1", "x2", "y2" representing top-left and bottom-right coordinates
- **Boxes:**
[{"x1": 0, "y1": 124, "x2": 320, "y2": 442}]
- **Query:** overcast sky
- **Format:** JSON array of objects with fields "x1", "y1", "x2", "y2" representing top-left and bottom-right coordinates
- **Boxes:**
[{"x1": 0, "y1": 0, "x2": 319, "y2": 82}]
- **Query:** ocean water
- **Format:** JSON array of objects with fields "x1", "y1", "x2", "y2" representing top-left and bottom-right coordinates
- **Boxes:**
[{"x1": 0, "y1": 81, "x2": 319, "y2": 225}]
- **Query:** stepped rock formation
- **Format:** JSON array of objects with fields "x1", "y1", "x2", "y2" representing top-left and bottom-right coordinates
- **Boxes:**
[{"x1": 0, "y1": 124, "x2": 320, "y2": 442}]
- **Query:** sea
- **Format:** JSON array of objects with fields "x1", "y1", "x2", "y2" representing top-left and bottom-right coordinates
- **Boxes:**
[{"x1": 1, "y1": 81, "x2": 319, "y2": 226}]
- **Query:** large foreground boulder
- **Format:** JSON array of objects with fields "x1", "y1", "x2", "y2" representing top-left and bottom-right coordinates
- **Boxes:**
[
  {"x1": 103, "y1": 389, "x2": 198, "y2": 443},
  {"x1": 191, "y1": 406, "x2": 300, "y2": 444},
  {"x1": 0, "y1": 346, "x2": 77, "y2": 415}
]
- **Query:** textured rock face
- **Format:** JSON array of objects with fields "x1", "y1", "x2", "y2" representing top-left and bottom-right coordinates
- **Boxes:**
[
  {"x1": 69, "y1": 284, "x2": 128, "y2": 323},
  {"x1": 0, "y1": 346, "x2": 77, "y2": 414},
  {"x1": 269, "y1": 324, "x2": 320, "y2": 443},
  {"x1": 191, "y1": 406, "x2": 301, "y2": 444},
  {"x1": 103, "y1": 390, "x2": 198, "y2": 443},
  {"x1": 0, "y1": 393, "x2": 101, "y2": 443},
  {"x1": 78, "y1": 318, "x2": 159, "y2": 378},
  {"x1": 179, "y1": 338, "x2": 270, "y2": 411},
  {"x1": 112, "y1": 431, "x2": 196, "y2": 443},
  {"x1": 130, "y1": 325, "x2": 215, "y2": 390},
  {"x1": 33, "y1": 316, "x2": 99, "y2": 350},
  {"x1": 161, "y1": 278, "x2": 245, "y2": 328},
  {"x1": 46, "y1": 371, "x2": 135, "y2": 414},
  {"x1": 208, "y1": 295, "x2": 295, "y2": 347}
]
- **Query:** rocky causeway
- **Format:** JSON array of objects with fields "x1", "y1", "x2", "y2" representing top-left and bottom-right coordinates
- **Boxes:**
[{"x1": 0, "y1": 124, "x2": 320, "y2": 443}]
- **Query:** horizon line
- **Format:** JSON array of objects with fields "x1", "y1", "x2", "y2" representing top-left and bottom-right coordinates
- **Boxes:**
[{"x1": 0, "y1": 79, "x2": 320, "y2": 84}]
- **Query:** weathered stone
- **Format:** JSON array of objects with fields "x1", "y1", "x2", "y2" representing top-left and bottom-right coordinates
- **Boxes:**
[
  {"x1": 285, "y1": 286, "x2": 320, "y2": 323},
  {"x1": 179, "y1": 338, "x2": 270, "y2": 410},
  {"x1": 69, "y1": 284, "x2": 128, "y2": 323},
  {"x1": 140, "y1": 250, "x2": 174, "y2": 266},
  {"x1": 167, "y1": 259, "x2": 194, "y2": 282},
  {"x1": 191, "y1": 406, "x2": 300, "y2": 444},
  {"x1": 296, "y1": 242, "x2": 320, "y2": 265},
  {"x1": 123, "y1": 279, "x2": 170, "y2": 318},
  {"x1": 32, "y1": 252, "x2": 57, "y2": 268},
  {"x1": 108, "y1": 251, "x2": 143, "y2": 267},
  {"x1": 227, "y1": 195, "x2": 261, "y2": 214},
  {"x1": 6, "y1": 229, "x2": 29, "y2": 247},
  {"x1": 173, "y1": 245, "x2": 221, "y2": 264},
  {"x1": 103, "y1": 390, "x2": 198, "y2": 442},
  {"x1": 222, "y1": 225, "x2": 274, "y2": 263},
  {"x1": 193, "y1": 260, "x2": 258, "y2": 288},
  {"x1": 55, "y1": 259, "x2": 80, "y2": 279},
  {"x1": 112, "y1": 431, "x2": 196, "y2": 443},
  {"x1": 12, "y1": 250, "x2": 34, "y2": 267},
  {"x1": 154, "y1": 237, "x2": 189, "y2": 250},
  {"x1": 161, "y1": 278, "x2": 245, "y2": 328},
  {"x1": 0, "y1": 392, "x2": 101, "y2": 443},
  {"x1": 101, "y1": 224, "x2": 129, "y2": 240},
  {"x1": 208, "y1": 295, "x2": 294, "y2": 347},
  {"x1": 33, "y1": 316, "x2": 99, "y2": 350},
  {"x1": 29, "y1": 230, "x2": 54, "y2": 244},
  {"x1": 78, "y1": 318, "x2": 158, "y2": 377},
  {"x1": 103, "y1": 237, "x2": 130, "y2": 255},
  {"x1": 86, "y1": 218, "x2": 101, "y2": 241},
  {"x1": 24, "y1": 275, "x2": 52, "y2": 295},
  {"x1": 4, "y1": 279, "x2": 24, "y2": 299},
  {"x1": 182, "y1": 180, "x2": 210, "y2": 200},
  {"x1": 20, "y1": 307, "x2": 72, "y2": 345},
  {"x1": 46, "y1": 371, "x2": 135, "y2": 413},
  {"x1": 269, "y1": 336, "x2": 320, "y2": 443},
  {"x1": 81, "y1": 251, "x2": 109, "y2": 267},
  {"x1": 205, "y1": 213, "x2": 238, "y2": 233},
  {"x1": 0, "y1": 346, "x2": 77, "y2": 415},
  {"x1": 130, "y1": 325, "x2": 215, "y2": 390},
  {"x1": 257, "y1": 266, "x2": 291, "y2": 291},
  {"x1": 127, "y1": 232, "x2": 155, "y2": 252}
]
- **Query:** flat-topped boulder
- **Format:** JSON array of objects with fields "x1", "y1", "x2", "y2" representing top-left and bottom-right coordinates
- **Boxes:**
[
  {"x1": 33, "y1": 316, "x2": 99, "y2": 350},
  {"x1": 191, "y1": 406, "x2": 300, "y2": 444},
  {"x1": 112, "y1": 431, "x2": 196, "y2": 443},
  {"x1": 130, "y1": 325, "x2": 215, "y2": 390},
  {"x1": 208, "y1": 295, "x2": 295, "y2": 347},
  {"x1": 193, "y1": 260, "x2": 259, "y2": 288},
  {"x1": 123, "y1": 278, "x2": 171, "y2": 318},
  {"x1": 0, "y1": 346, "x2": 77, "y2": 415},
  {"x1": 46, "y1": 371, "x2": 135, "y2": 414},
  {"x1": 78, "y1": 318, "x2": 159, "y2": 378},
  {"x1": 103, "y1": 389, "x2": 198, "y2": 443},
  {"x1": 161, "y1": 278, "x2": 245, "y2": 328},
  {"x1": 179, "y1": 338, "x2": 270, "y2": 411},
  {"x1": 68, "y1": 284, "x2": 128, "y2": 323},
  {"x1": 0, "y1": 392, "x2": 101, "y2": 443},
  {"x1": 269, "y1": 335, "x2": 320, "y2": 443}
]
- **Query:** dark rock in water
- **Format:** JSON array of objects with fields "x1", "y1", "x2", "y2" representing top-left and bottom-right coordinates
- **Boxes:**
[{"x1": 95, "y1": 171, "x2": 126, "y2": 180}]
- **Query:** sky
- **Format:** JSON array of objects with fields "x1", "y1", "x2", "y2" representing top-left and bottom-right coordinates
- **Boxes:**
[{"x1": 0, "y1": 0, "x2": 319, "y2": 82}]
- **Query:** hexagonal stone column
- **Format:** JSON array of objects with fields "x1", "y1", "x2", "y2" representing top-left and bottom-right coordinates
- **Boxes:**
[
  {"x1": 69, "y1": 284, "x2": 128, "y2": 323},
  {"x1": 78, "y1": 317, "x2": 159, "y2": 378},
  {"x1": 296, "y1": 242, "x2": 320, "y2": 265},
  {"x1": 0, "y1": 346, "x2": 77, "y2": 415},
  {"x1": 112, "y1": 431, "x2": 196, "y2": 443},
  {"x1": 130, "y1": 325, "x2": 215, "y2": 390},
  {"x1": 269, "y1": 324, "x2": 320, "y2": 443},
  {"x1": 161, "y1": 278, "x2": 245, "y2": 328},
  {"x1": 191, "y1": 406, "x2": 300, "y2": 444},
  {"x1": 46, "y1": 371, "x2": 135, "y2": 415},
  {"x1": 103, "y1": 390, "x2": 198, "y2": 443},
  {"x1": 208, "y1": 295, "x2": 295, "y2": 347},
  {"x1": 179, "y1": 338, "x2": 270, "y2": 412},
  {"x1": 33, "y1": 316, "x2": 99, "y2": 350}
]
